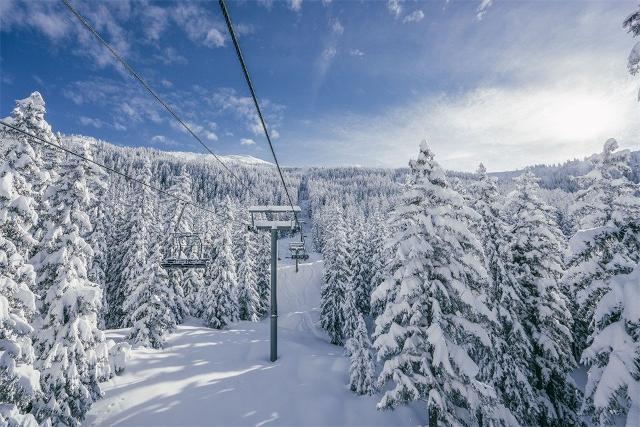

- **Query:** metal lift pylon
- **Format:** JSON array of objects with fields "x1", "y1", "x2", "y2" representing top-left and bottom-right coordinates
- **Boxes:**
[{"x1": 248, "y1": 205, "x2": 301, "y2": 362}]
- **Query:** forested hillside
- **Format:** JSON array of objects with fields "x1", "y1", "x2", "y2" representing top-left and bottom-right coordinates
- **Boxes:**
[{"x1": 2, "y1": 92, "x2": 639, "y2": 426}]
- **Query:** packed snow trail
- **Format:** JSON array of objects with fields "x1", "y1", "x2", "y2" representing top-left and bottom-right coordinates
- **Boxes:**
[{"x1": 85, "y1": 192, "x2": 422, "y2": 426}]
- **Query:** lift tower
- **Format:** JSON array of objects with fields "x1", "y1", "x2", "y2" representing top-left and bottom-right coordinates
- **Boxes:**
[{"x1": 248, "y1": 205, "x2": 301, "y2": 362}]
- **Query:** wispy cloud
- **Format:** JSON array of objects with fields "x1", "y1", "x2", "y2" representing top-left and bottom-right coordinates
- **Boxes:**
[
  {"x1": 294, "y1": 73, "x2": 639, "y2": 171},
  {"x1": 155, "y1": 47, "x2": 187, "y2": 65},
  {"x1": 403, "y1": 10, "x2": 424, "y2": 24},
  {"x1": 79, "y1": 116, "x2": 103, "y2": 128},
  {"x1": 288, "y1": 0, "x2": 302, "y2": 12},
  {"x1": 349, "y1": 49, "x2": 365, "y2": 57},
  {"x1": 173, "y1": 2, "x2": 225, "y2": 48},
  {"x1": 170, "y1": 120, "x2": 218, "y2": 141},
  {"x1": 210, "y1": 88, "x2": 284, "y2": 139},
  {"x1": 313, "y1": 18, "x2": 345, "y2": 94},
  {"x1": 387, "y1": 0, "x2": 402, "y2": 18},
  {"x1": 476, "y1": 0, "x2": 494, "y2": 20},
  {"x1": 240, "y1": 138, "x2": 256, "y2": 145}
]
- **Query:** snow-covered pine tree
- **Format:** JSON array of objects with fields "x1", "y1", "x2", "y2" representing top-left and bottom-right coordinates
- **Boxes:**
[
  {"x1": 125, "y1": 244, "x2": 177, "y2": 349},
  {"x1": 238, "y1": 226, "x2": 260, "y2": 322},
  {"x1": 565, "y1": 139, "x2": 640, "y2": 359},
  {"x1": 349, "y1": 212, "x2": 371, "y2": 315},
  {"x1": 341, "y1": 277, "x2": 359, "y2": 341},
  {"x1": 118, "y1": 155, "x2": 153, "y2": 329},
  {"x1": 182, "y1": 268, "x2": 205, "y2": 318},
  {"x1": 368, "y1": 211, "x2": 391, "y2": 317},
  {"x1": 0, "y1": 94, "x2": 47, "y2": 423},
  {"x1": 0, "y1": 237, "x2": 40, "y2": 424},
  {"x1": 0, "y1": 92, "x2": 50, "y2": 259},
  {"x1": 469, "y1": 163, "x2": 536, "y2": 425},
  {"x1": 202, "y1": 204, "x2": 238, "y2": 329},
  {"x1": 103, "y1": 192, "x2": 128, "y2": 329},
  {"x1": 508, "y1": 171, "x2": 580, "y2": 425},
  {"x1": 580, "y1": 257, "x2": 640, "y2": 426},
  {"x1": 345, "y1": 314, "x2": 375, "y2": 396},
  {"x1": 373, "y1": 141, "x2": 505, "y2": 426},
  {"x1": 30, "y1": 144, "x2": 106, "y2": 426},
  {"x1": 320, "y1": 203, "x2": 350, "y2": 345},
  {"x1": 624, "y1": 5, "x2": 640, "y2": 100},
  {"x1": 163, "y1": 169, "x2": 193, "y2": 323},
  {"x1": 563, "y1": 140, "x2": 640, "y2": 425},
  {"x1": 255, "y1": 230, "x2": 271, "y2": 319}
]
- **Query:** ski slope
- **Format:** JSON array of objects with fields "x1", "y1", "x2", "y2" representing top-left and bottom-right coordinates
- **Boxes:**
[{"x1": 85, "y1": 237, "x2": 423, "y2": 426}]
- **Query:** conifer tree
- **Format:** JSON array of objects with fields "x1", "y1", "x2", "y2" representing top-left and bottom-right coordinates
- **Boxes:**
[
  {"x1": 117, "y1": 156, "x2": 153, "y2": 329},
  {"x1": 0, "y1": 237, "x2": 40, "y2": 424},
  {"x1": 30, "y1": 144, "x2": 106, "y2": 426},
  {"x1": 349, "y1": 213, "x2": 370, "y2": 315},
  {"x1": 238, "y1": 227, "x2": 260, "y2": 322},
  {"x1": 509, "y1": 172, "x2": 580, "y2": 425},
  {"x1": 469, "y1": 163, "x2": 536, "y2": 424},
  {"x1": 0, "y1": 92, "x2": 49, "y2": 259},
  {"x1": 565, "y1": 139, "x2": 640, "y2": 358},
  {"x1": 624, "y1": 6, "x2": 640, "y2": 99},
  {"x1": 580, "y1": 258, "x2": 640, "y2": 426},
  {"x1": 182, "y1": 268, "x2": 205, "y2": 317},
  {"x1": 345, "y1": 314, "x2": 375, "y2": 396},
  {"x1": 125, "y1": 245, "x2": 177, "y2": 349},
  {"x1": 0, "y1": 94, "x2": 46, "y2": 423},
  {"x1": 320, "y1": 204, "x2": 350, "y2": 345},
  {"x1": 202, "y1": 206, "x2": 238, "y2": 329},
  {"x1": 255, "y1": 230, "x2": 271, "y2": 319},
  {"x1": 373, "y1": 142, "x2": 504, "y2": 426},
  {"x1": 341, "y1": 278, "x2": 359, "y2": 341},
  {"x1": 564, "y1": 140, "x2": 640, "y2": 425}
]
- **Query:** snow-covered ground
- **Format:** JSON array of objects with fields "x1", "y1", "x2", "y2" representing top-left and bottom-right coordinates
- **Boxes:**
[{"x1": 85, "y1": 210, "x2": 422, "y2": 426}]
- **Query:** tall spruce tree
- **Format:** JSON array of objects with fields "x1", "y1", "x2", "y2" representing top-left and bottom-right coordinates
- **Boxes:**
[
  {"x1": 238, "y1": 227, "x2": 260, "y2": 322},
  {"x1": 508, "y1": 172, "x2": 580, "y2": 425},
  {"x1": 320, "y1": 203, "x2": 350, "y2": 345},
  {"x1": 345, "y1": 314, "x2": 375, "y2": 396},
  {"x1": 30, "y1": 145, "x2": 106, "y2": 426},
  {"x1": 564, "y1": 140, "x2": 640, "y2": 425},
  {"x1": 0, "y1": 93, "x2": 46, "y2": 423},
  {"x1": 470, "y1": 163, "x2": 536, "y2": 424},
  {"x1": 125, "y1": 244, "x2": 177, "y2": 349},
  {"x1": 118, "y1": 156, "x2": 153, "y2": 329},
  {"x1": 373, "y1": 142, "x2": 507, "y2": 426},
  {"x1": 202, "y1": 204, "x2": 238, "y2": 329},
  {"x1": 565, "y1": 139, "x2": 640, "y2": 358}
]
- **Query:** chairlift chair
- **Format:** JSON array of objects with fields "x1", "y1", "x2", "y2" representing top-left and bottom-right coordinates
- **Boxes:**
[{"x1": 161, "y1": 203, "x2": 210, "y2": 269}]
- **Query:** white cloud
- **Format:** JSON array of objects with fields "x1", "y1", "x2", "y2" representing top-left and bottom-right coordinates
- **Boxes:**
[
  {"x1": 403, "y1": 10, "x2": 424, "y2": 24},
  {"x1": 297, "y1": 74, "x2": 639, "y2": 171},
  {"x1": 142, "y1": 4, "x2": 168, "y2": 41},
  {"x1": 172, "y1": 3, "x2": 226, "y2": 48},
  {"x1": 161, "y1": 79, "x2": 173, "y2": 88},
  {"x1": 170, "y1": 120, "x2": 218, "y2": 141},
  {"x1": 476, "y1": 0, "x2": 494, "y2": 20},
  {"x1": 79, "y1": 116, "x2": 103, "y2": 128},
  {"x1": 240, "y1": 138, "x2": 256, "y2": 145},
  {"x1": 288, "y1": 0, "x2": 302, "y2": 12},
  {"x1": 349, "y1": 49, "x2": 365, "y2": 57},
  {"x1": 150, "y1": 134, "x2": 181, "y2": 147},
  {"x1": 332, "y1": 20, "x2": 344, "y2": 35},
  {"x1": 211, "y1": 88, "x2": 284, "y2": 138},
  {"x1": 387, "y1": 0, "x2": 402, "y2": 18},
  {"x1": 156, "y1": 47, "x2": 187, "y2": 65}
]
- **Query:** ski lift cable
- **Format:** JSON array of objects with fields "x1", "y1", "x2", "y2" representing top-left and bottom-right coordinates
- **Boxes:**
[
  {"x1": 0, "y1": 121, "x2": 217, "y2": 216},
  {"x1": 60, "y1": 0, "x2": 251, "y2": 194},
  {"x1": 218, "y1": 0, "x2": 301, "y2": 230}
]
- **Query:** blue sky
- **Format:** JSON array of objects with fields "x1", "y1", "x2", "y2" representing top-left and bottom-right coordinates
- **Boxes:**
[{"x1": 1, "y1": 0, "x2": 639, "y2": 171}]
